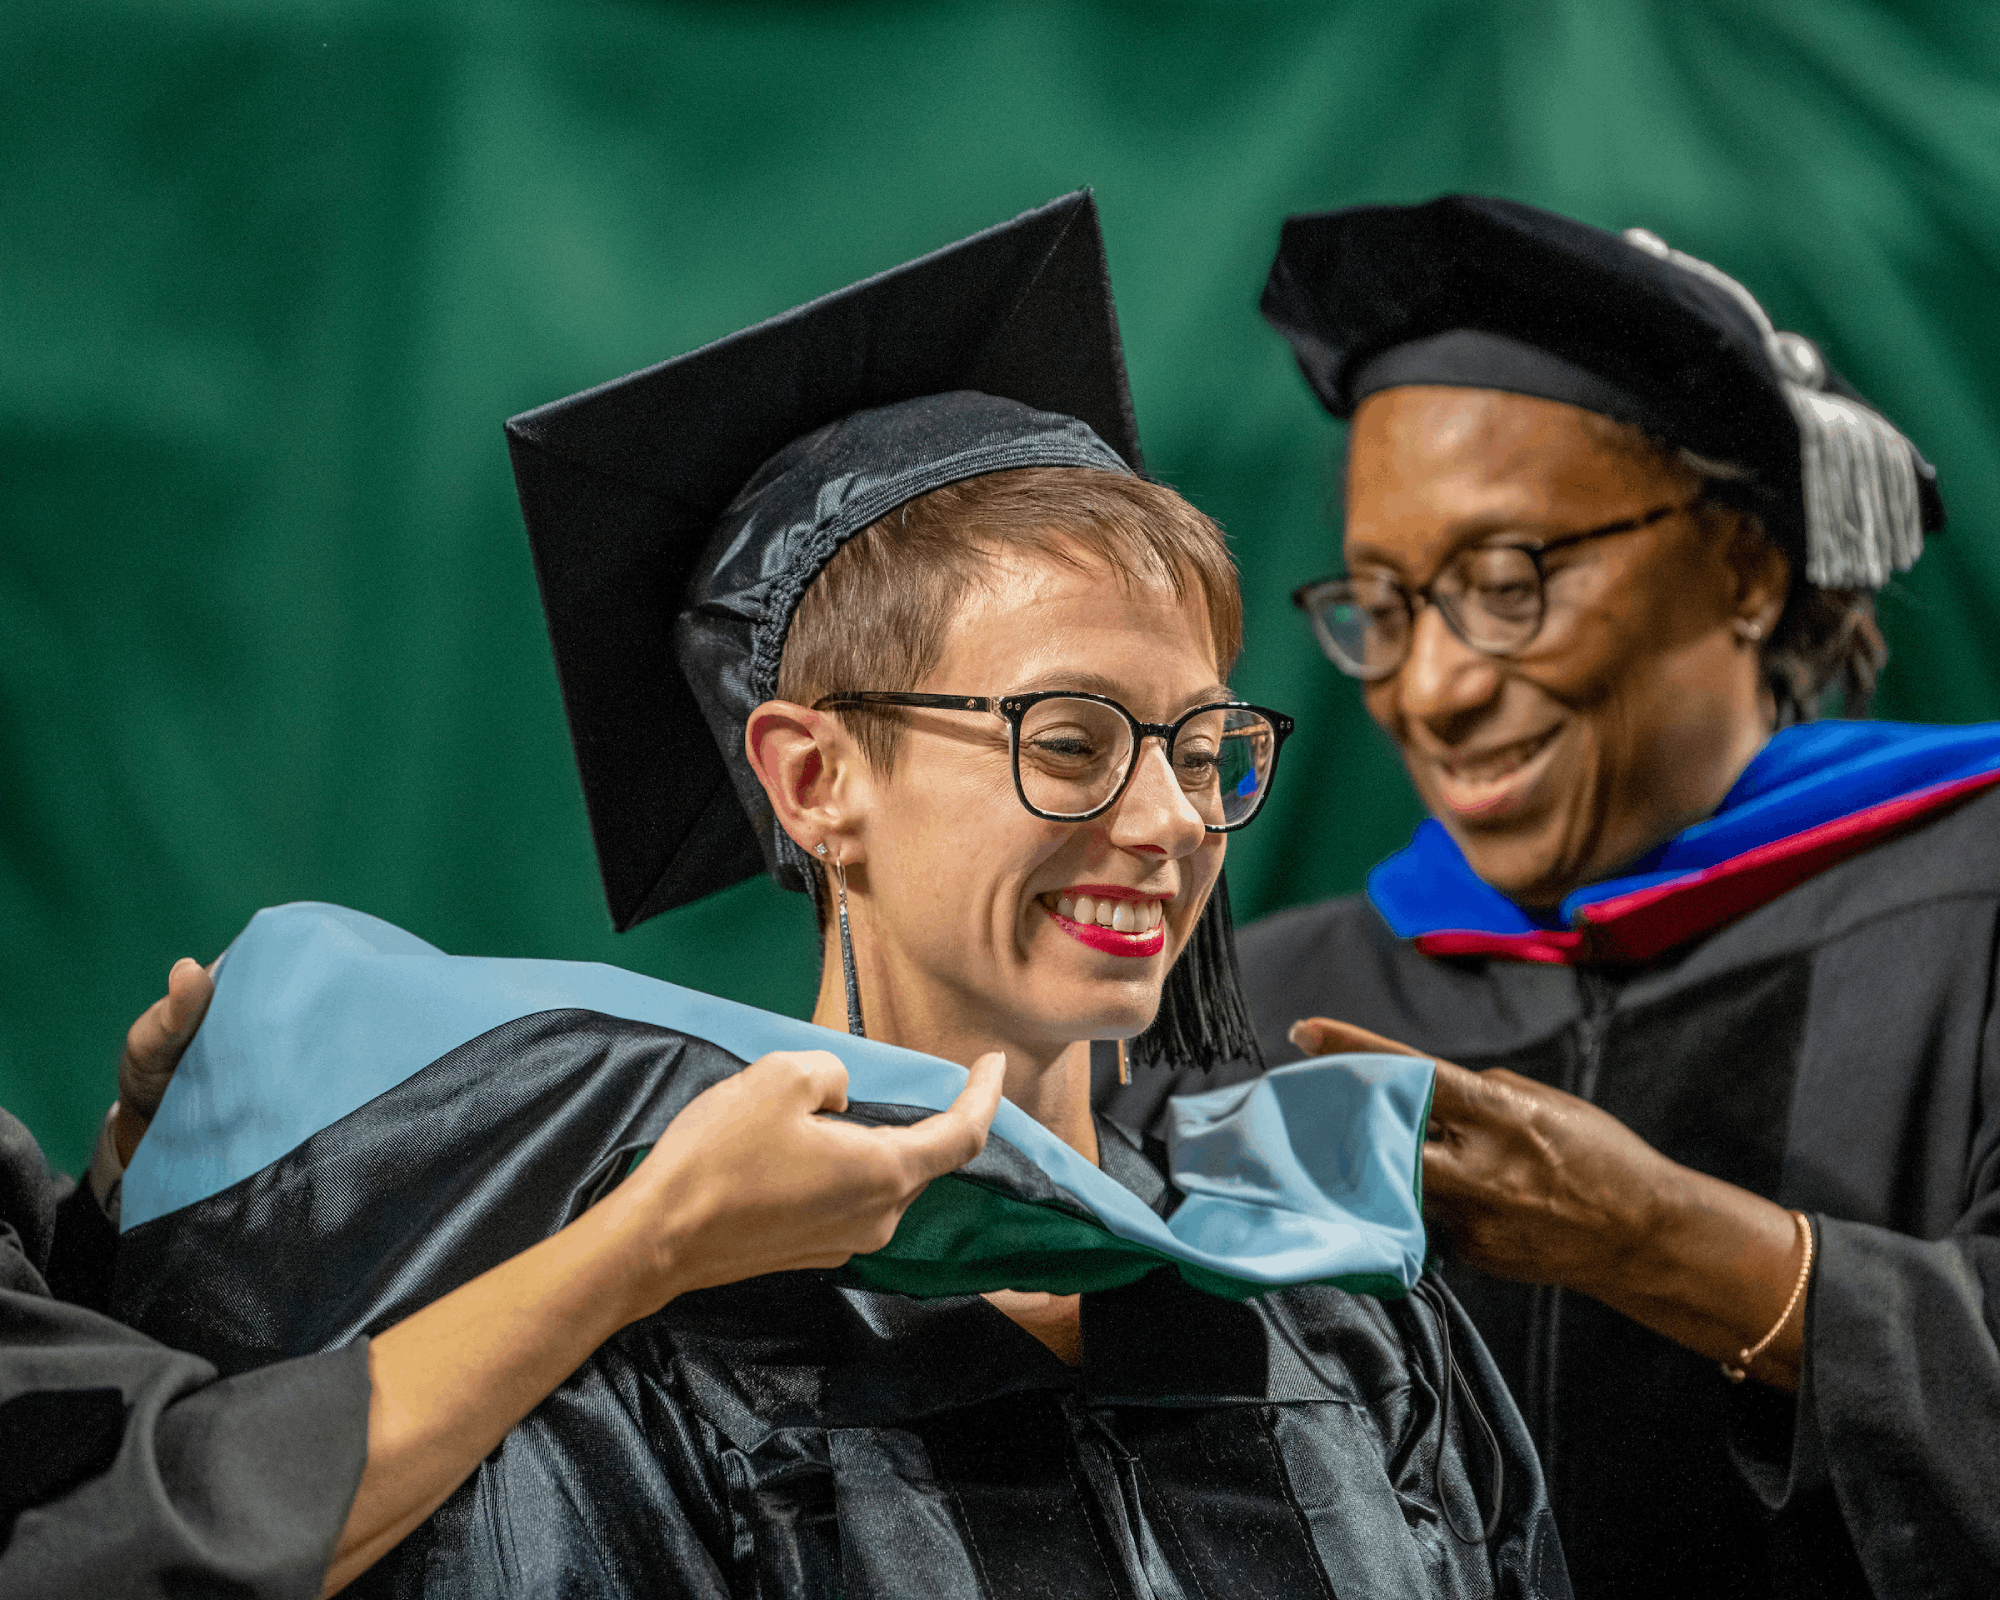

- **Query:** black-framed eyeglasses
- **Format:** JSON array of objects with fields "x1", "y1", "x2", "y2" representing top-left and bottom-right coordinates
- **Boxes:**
[
  {"x1": 1291, "y1": 498, "x2": 1700, "y2": 681},
  {"x1": 811, "y1": 690, "x2": 1295, "y2": 832}
]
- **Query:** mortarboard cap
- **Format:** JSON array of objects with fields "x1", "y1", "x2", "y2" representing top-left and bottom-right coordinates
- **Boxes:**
[
  {"x1": 1261, "y1": 195, "x2": 1943, "y2": 592},
  {"x1": 507, "y1": 192, "x2": 1141, "y2": 930}
]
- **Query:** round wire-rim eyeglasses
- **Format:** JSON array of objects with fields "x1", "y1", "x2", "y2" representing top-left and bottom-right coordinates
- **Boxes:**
[
  {"x1": 1292, "y1": 498, "x2": 1699, "y2": 681},
  {"x1": 811, "y1": 690, "x2": 1295, "y2": 833}
]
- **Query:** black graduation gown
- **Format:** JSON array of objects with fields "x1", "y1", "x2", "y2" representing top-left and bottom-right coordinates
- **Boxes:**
[
  {"x1": 115, "y1": 1008, "x2": 1569, "y2": 1600},
  {"x1": 0, "y1": 1108, "x2": 368, "y2": 1598},
  {"x1": 1101, "y1": 782, "x2": 2000, "y2": 1599}
]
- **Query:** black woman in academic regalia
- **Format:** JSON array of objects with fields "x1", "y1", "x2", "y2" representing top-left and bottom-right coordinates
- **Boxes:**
[
  {"x1": 1103, "y1": 196, "x2": 2000, "y2": 1600},
  {"x1": 102, "y1": 197, "x2": 1569, "y2": 1598}
]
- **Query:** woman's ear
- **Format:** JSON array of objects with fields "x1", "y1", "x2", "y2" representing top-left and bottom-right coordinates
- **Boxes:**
[
  {"x1": 744, "y1": 700, "x2": 869, "y2": 860},
  {"x1": 1721, "y1": 514, "x2": 1791, "y2": 637}
]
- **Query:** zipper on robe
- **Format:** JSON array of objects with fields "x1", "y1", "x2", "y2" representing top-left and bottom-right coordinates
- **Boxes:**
[{"x1": 1523, "y1": 969, "x2": 1621, "y2": 1490}]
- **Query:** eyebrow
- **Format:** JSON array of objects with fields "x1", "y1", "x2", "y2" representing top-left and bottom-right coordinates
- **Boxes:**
[{"x1": 1005, "y1": 670, "x2": 1234, "y2": 711}]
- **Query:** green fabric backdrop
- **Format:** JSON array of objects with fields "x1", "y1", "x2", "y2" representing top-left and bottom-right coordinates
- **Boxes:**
[{"x1": 6, "y1": 0, "x2": 1999, "y2": 1171}]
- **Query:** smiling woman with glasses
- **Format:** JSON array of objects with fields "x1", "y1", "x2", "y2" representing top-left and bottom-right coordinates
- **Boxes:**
[{"x1": 101, "y1": 198, "x2": 1566, "y2": 1600}]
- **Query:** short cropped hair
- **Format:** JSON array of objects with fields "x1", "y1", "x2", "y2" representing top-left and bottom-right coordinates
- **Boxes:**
[{"x1": 777, "y1": 466, "x2": 1244, "y2": 770}]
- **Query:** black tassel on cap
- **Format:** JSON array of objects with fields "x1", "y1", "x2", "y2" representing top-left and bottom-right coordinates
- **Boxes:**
[{"x1": 1129, "y1": 871, "x2": 1264, "y2": 1074}]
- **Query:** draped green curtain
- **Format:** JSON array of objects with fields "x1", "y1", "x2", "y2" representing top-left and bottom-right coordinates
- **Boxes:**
[{"x1": 5, "y1": 0, "x2": 1998, "y2": 1169}]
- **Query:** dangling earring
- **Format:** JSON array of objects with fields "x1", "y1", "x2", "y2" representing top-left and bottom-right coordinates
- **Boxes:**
[{"x1": 817, "y1": 842, "x2": 865, "y2": 1038}]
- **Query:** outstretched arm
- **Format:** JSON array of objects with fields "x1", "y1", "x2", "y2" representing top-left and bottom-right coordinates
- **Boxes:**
[
  {"x1": 90, "y1": 967, "x2": 1004, "y2": 1598},
  {"x1": 323, "y1": 1046, "x2": 1005, "y2": 1594}
]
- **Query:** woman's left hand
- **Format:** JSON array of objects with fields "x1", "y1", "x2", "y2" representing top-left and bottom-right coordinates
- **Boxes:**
[{"x1": 1288, "y1": 1015, "x2": 1808, "y2": 1389}]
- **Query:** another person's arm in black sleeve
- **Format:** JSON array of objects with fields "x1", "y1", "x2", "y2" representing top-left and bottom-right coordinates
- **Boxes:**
[
  {"x1": 41, "y1": 1109, "x2": 127, "y2": 1313},
  {"x1": 0, "y1": 1107, "x2": 370, "y2": 1600},
  {"x1": 0, "y1": 1293, "x2": 369, "y2": 1600}
]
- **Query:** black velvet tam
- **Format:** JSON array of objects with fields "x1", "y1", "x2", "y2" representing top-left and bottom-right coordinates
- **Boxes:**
[
  {"x1": 1259, "y1": 195, "x2": 1943, "y2": 573},
  {"x1": 507, "y1": 192, "x2": 1142, "y2": 929}
]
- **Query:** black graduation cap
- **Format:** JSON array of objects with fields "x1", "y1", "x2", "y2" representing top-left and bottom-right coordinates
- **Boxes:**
[
  {"x1": 1260, "y1": 195, "x2": 1942, "y2": 591},
  {"x1": 507, "y1": 192, "x2": 1142, "y2": 931}
]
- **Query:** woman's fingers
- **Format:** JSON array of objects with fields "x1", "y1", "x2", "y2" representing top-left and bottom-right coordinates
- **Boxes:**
[
  {"x1": 1425, "y1": 1058, "x2": 1501, "y2": 1124},
  {"x1": 1287, "y1": 1016, "x2": 1470, "y2": 1141},
  {"x1": 618, "y1": 1048, "x2": 1014, "y2": 1308},
  {"x1": 769, "y1": 1048, "x2": 851, "y2": 1114},
  {"x1": 1287, "y1": 1015, "x2": 1433, "y2": 1061},
  {"x1": 1416, "y1": 1060, "x2": 1686, "y2": 1293},
  {"x1": 163, "y1": 956, "x2": 216, "y2": 1039},
  {"x1": 110, "y1": 955, "x2": 218, "y2": 1162},
  {"x1": 119, "y1": 956, "x2": 217, "y2": 1119},
  {"x1": 126, "y1": 956, "x2": 214, "y2": 1059},
  {"x1": 883, "y1": 1051, "x2": 1005, "y2": 1184},
  {"x1": 1275, "y1": 1025, "x2": 1620, "y2": 1271}
]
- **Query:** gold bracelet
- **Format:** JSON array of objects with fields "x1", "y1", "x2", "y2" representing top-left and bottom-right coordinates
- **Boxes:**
[{"x1": 1721, "y1": 1209, "x2": 1813, "y2": 1383}]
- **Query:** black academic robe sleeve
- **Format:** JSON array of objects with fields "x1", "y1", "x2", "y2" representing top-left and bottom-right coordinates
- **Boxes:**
[{"x1": 0, "y1": 1109, "x2": 370, "y2": 1600}]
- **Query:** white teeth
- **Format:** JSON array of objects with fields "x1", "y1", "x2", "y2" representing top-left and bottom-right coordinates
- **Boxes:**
[
  {"x1": 1441, "y1": 730, "x2": 1558, "y2": 788},
  {"x1": 1044, "y1": 892, "x2": 1166, "y2": 934}
]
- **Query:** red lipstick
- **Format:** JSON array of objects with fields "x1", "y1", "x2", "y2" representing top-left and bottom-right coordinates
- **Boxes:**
[{"x1": 1040, "y1": 884, "x2": 1169, "y2": 958}]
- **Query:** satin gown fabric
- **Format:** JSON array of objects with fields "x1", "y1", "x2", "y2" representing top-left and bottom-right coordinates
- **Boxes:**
[
  {"x1": 110, "y1": 907, "x2": 1565, "y2": 1598},
  {"x1": 116, "y1": 1019, "x2": 1564, "y2": 1599},
  {"x1": 124, "y1": 904, "x2": 1431, "y2": 1301}
]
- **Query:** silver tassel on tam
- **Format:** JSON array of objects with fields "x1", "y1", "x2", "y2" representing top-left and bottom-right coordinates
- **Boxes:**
[{"x1": 1624, "y1": 228, "x2": 1924, "y2": 590}]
